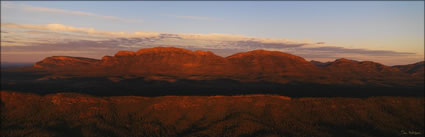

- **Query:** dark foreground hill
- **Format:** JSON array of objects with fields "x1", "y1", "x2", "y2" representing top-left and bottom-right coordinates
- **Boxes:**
[
  {"x1": 1, "y1": 91, "x2": 423, "y2": 137},
  {"x1": 1, "y1": 47, "x2": 423, "y2": 97}
]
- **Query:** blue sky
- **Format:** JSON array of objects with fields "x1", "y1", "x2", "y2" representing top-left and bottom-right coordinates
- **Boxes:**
[{"x1": 1, "y1": 1, "x2": 424, "y2": 65}]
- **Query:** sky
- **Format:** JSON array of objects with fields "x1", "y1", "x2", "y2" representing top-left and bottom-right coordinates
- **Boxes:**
[{"x1": 1, "y1": 1, "x2": 424, "y2": 65}]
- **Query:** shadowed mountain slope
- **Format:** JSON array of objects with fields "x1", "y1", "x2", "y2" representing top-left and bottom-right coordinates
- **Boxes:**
[{"x1": 394, "y1": 61, "x2": 424, "y2": 77}]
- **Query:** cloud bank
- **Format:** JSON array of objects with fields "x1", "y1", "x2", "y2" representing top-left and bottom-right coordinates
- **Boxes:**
[{"x1": 1, "y1": 23, "x2": 421, "y2": 65}]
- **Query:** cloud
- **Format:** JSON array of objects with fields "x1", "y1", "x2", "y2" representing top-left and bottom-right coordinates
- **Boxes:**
[
  {"x1": 1, "y1": 2, "x2": 143, "y2": 23},
  {"x1": 4, "y1": 23, "x2": 97, "y2": 34},
  {"x1": 1, "y1": 50, "x2": 95, "y2": 55},
  {"x1": 1, "y1": 23, "x2": 420, "y2": 65},
  {"x1": 306, "y1": 46, "x2": 414, "y2": 56},
  {"x1": 166, "y1": 14, "x2": 218, "y2": 21},
  {"x1": 2, "y1": 23, "x2": 160, "y2": 38},
  {"x1": 227, "y1": 40, "x2": 308, "y2": 50},
  {"x1": 178, "y1": 33, "x2": 250, "y2": 41}
]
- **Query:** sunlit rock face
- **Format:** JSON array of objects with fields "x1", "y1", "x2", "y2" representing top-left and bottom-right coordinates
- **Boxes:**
[
  {"x1": 33, "y1": 47, "x2": 423, "y2": 86},
  {"x1": 95, "y1": 47, "x2": 228, "y2": 77},
  {"x1": 34, "y1": 56, "x2": 100, "y2": 69},
  {"x1": 225, "y1": 50, "x2": 324, "y2": 81}
]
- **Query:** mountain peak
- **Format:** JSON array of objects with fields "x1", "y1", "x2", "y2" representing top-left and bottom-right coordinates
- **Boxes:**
[
  {"x1": 413, "y1": 61, "x2": 424, "y2": 65},
  {"x1": 34, "y1": 56, "x2": 99, "y2": 69},
  {"x1": 194, "y1": 50, "x2": 215, "y2": 56},
  {"x1": 227, "y1": 49, "x2": 306, "y2": 61},
  {"x1": 135, "y1": 47, "x2": 192, "y2": 55},
  {"x1": 334, "y1": 58, "x2": 356, "y2": 63},
  {"x1": 115, "y1": 51, "x2": 136, "y2": 57},
  {"x1": 130, "y1": 47, "x2": 220, "y2": 57}
]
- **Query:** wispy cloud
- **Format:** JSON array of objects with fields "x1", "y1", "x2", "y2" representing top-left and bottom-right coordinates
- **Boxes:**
[
  {"x1": 166, "y1": 14, "x2": 218, "y2": 21},
  {"x1": 1, "y1": 2, "x2": 143, "y2": 23},
  {"x1": 2, "y1": 23, "x2": 159, "y2": 38},
  {"x1": 2, "y1": 50, "x2": 96, "y2": 55},
  {"x1": 299, "y1": 46, "x2": 414, "y2": 56}
]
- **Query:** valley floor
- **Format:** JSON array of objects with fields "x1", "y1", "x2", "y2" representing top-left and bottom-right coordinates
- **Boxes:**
[{"x1": 1, "y1": 91, "x2": 424, "y2": 137}]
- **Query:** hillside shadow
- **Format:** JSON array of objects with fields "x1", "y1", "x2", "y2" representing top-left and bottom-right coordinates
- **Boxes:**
[{"x1": 1, "y1": 71, "x2": 423, "y2": 97}]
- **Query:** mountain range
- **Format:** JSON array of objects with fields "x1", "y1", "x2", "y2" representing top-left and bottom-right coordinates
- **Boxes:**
[{"x1": 1, "y1": 47, "x2": 423, "y2": 97}]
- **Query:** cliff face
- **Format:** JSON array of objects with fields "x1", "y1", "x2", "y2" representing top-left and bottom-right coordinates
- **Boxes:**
[{"x1": 33, "y1": 47, "x2": 423, "y2": 86}]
